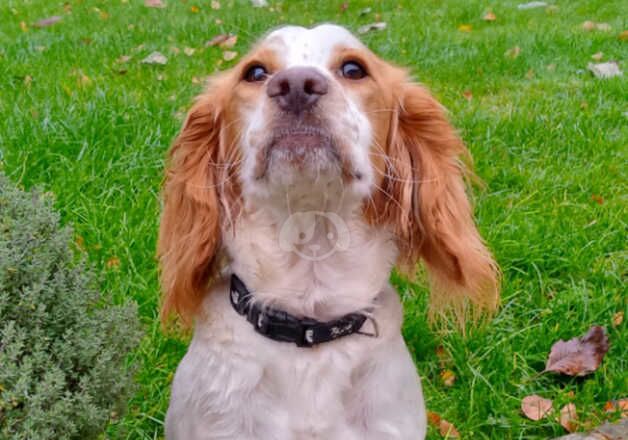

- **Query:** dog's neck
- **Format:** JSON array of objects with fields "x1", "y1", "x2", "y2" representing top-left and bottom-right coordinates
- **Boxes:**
[{"x1": 224, "y1": 186, "x2": 398, "y2": 320}]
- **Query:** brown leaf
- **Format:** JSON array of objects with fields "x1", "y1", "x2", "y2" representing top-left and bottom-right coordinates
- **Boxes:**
[
  {"x1": 106, "y1": 256, "x2": 120, "y2": 269},
  {"x1": 522, "y1": 395, "x2": 553, "y2": 421},
  {"x1": 440, "y1": 369, "x2": 456, "y2": 387},
  {"x1": 583, "y1": 21, "x2": 612, "y2": 32},
  {"x1": 462, "y1": 90, "x2": 473, "y2": 101},
  {"x1": 206, "y1": 34, "x2": 231, "y2": 47},
  {"x1": 439, "y1": 419, "x2": 460, "y2": 438},
  {"x1": 144, "y1": 0, "x2": 166, "y2": 8},
  {"x1": 591, "y1": 52, "x2": 604, "y2": 61},
  {"x1": 591, "y1": 194, "x2": 604, "y2": 205},
  {"x1": 20, "y1": 21, "x2": 29, "y2": 32},
  {"x1": 619, "y1": 30, "x2": 628, "y2": 41},
  {"x1": 34, "y1": 16, "x2": 62, "y2": 27},
  {"x1": 222, "y1": 50, "x2": 238, "y2": 61},
  {"x1": 340, "y1": 2, "x2": 349, "y2": 12},
  {"x1": 612, "y1": 311, "x2": 623, "y2": 327},
  {"x1": 220, "y1": 34, "x2": 238, "y2": 48},
  {"x1": 560, "y1": 403, "x2": 578, "y2": 432},
  {"x1": 141, "y1": 51, "x2": 168, "y2": 65},
  {"x1": 183, "y1": 47, "x2": 196, "y2": 56},
  {"x1": 211, "y1": 0, "x2": 220, "y2": 9},
  {"x1": 483, "y1": 11, "x2": 496, "y2": 21},
  {"x1": 544, "y1": 326, "x2": 609, "y2": 376},
  {"x1": 190, "y1": 5, "x2": 200, "y2": 13},
  {"x1": 505, "y1": 46, "x2": 521, "y2": 59},
  {"x1": 116, "y1": 55, "x2": 131, "y2": 63},
  {"x1": 427, "y1": 411, "x2": 441, "y2": 427},
  {"x1": 604, "y1": 399, "x2": 628, "y2": 418}
]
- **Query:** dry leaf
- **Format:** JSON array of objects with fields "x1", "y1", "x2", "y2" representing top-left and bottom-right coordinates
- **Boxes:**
[
  {"x1": 211, "y1": 0, "x2": 220, "y2": 9},
  {"x1": 544, "y1": 326, "x2": 609, "y2": 376},
  {"x1": 604, "y1": 399, "x2": 628, "y2": 418},
  {"x1": 439, "y1": 419, "x2": 460, "y2": 438},
  {"x1": 116, "y1": 55, "x2": 131, "y2": 63},
  {"x1": 206, "y1": 34, "x2": 231, "y2": 46},
  {"x1": 440, "y1": 369, "x2": 456, "y2": 387},
  {"x1": 141, "y1": 51, "x2": 168, "y2": 65},
  {"x1": 169, "y1": 46, "x2": 181, "y2": 54},
  {"x1": 588, "y1": 62, "x2": 623, "y2": 79},
  {"x1": 427, "y1": 411, "x2": 441, "y2": 427},
  {"x1": 220, "y1": 34, "x2": 238, "y2": 48},
  {"x1": 144, "y1": 0, "x2": 166, "y2": 8},
  {"x1": 23, "y1": 75, "x2": 33, "y2": 88},
  {"x1": 583, "y1": 21, "x2": 612, "y2": 32},
  {"x1": 463, "y1": 90, "x2": 473, "y2": 101},
  {"x1": 340, "y1": 2, "x2": 349, "y2": 12},
  {"x1": 619, "y1": 30, "x2": 628, "y2": 41},
  {"x1": 458, "y1": 24, "x2": 472, "y2": 33},
  {"x1": 183, "y1": 47, "x2": 195, "y2": 56},
  {"x1": 560, "y1": 403, "x2": 578, "y2": 432},
  {"x1": 106, "y1": 256, "x2": 120, "y2": 269},
  {"x1": 190, "y1": 5, "x2": 200, "y2": 13},
  {"x1": 517, "y1": 2, "x2": 547, "y2": 10},
  {"x1": 222, "y1": 50, "x2": 238, "y2": 61},
  {"x1": 591, "y1": 52, "x2": 604, "y2": 61},
  {"x1": 591, "y1": 194, "x2": 604, "y2": 205},
  {"x1": 357, "y1": 22, "x2": 387, "y2": 34},
  {"x1": 483, "y1": 11, "x2": 496, "y2": 21},
  {"x1": 612, "y1": 311, "x2": 623, "y2": 327},
  {"x1": 505, "y1": 46, "x2": 521, "y2": 59},
  {"x1": 20, "y1": 21, "x2": 28, "y2": 32},
  {"x1": 34, "y1": 16, "x2": 62, "y2": 27},
  {"x1": 522, "y1": 395, "x2": 553, "y2": 421}
]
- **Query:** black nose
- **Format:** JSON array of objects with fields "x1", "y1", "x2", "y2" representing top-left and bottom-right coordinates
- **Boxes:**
[{"x1": 266, "y1": 67, "x2": 328, "y2": 114}]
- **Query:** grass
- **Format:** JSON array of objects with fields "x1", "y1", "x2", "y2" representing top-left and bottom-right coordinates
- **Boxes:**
[{"x1": 0, "y1": 0, "x2": 625, "y2": 438}]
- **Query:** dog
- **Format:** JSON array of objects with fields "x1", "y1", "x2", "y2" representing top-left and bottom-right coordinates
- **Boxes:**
[{"x1": 159, "y1": 24, "x2": 499, "y2": 439}]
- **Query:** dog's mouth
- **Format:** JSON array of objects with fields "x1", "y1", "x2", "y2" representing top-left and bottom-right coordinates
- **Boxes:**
[{"x1": 254, "y1": 125, "x2": 342, "y2": 180}]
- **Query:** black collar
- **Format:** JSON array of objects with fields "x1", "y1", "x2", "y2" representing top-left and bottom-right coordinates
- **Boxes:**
[{"x1": 229, "y1": 274, "x2": 376, "y2": 348}]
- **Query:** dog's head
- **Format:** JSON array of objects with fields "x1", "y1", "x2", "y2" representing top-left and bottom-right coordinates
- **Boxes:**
[{"x1": 159, "y1": 24, "x2": 499, "y2": 325}]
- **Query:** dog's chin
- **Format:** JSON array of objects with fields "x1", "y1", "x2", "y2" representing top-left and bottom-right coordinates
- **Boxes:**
[{"x1": 261, "y1": 130, "x2": 342, "y2": 186}]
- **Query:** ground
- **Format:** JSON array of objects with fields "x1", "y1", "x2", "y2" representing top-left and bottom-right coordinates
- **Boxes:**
[{"x1": 0, "y1": 0, "x2": 625, "y2": 439}]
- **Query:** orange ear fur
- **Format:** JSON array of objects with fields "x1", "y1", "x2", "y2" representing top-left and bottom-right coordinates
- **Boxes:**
[
  {"x1": 371, "y1": 80, "x2": 500, "y2": 322},
  {"x1": 158, "y1": 81, "x2": 238, "y2": 327}
]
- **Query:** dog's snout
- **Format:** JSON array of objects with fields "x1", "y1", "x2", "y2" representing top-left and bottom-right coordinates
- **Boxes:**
[{"x1": 267, "y1": 67, "x2": 328, "y2": 114}]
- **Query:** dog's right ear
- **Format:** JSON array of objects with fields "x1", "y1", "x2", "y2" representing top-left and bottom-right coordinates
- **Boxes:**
[{"x1": 158, "y1": 82, "x2": 233, "y2": 327}]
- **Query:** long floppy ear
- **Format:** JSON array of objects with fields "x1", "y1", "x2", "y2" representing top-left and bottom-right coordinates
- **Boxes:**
[
  {"x1": 158, "y1": 87, "x2": 230, "y2": 327},
  {"x1": 375, "y1": 81, "x2": 499, "y2": 321}
]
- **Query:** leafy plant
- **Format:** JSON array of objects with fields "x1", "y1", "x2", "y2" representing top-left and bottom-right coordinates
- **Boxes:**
[{"x1": 0, "y1": 174, "x2": 142, "y2": 440}]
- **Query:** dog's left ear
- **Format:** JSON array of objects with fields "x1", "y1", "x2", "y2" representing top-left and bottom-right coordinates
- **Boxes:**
[{"x1": 371, "y1": 81, "x2": 499, "y2": 319}]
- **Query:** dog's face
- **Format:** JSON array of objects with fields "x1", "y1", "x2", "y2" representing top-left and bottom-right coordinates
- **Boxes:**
[{"x1": 159, "y1": 25, "x2": 499, "y2": 325}]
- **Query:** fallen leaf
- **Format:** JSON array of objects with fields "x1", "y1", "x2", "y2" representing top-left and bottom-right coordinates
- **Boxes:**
[
  {"x1": 206, "y1": 34, "x2": 231, "y2": 46},
  {"x1": 560, "y1": 403, "x2": 578, "y2": 432},
  {"x1": 222, "y1": 50, "x2": 238, "y2": 61},
  {"x1": 34, "y1": 16, "x2": 62, "y2": 27},
  {"x1": 23, "y1": 75, "x2": 33, "y2": 88},
  {"x1": 75, "y1": 235, "x2": 85, "y2": 250},
  {"x1": 427, "y1": 411, "x2": 441, "y2": 427},
  {"x1": 591, "y1": 194, "x2": 604, "y2": 204},
  {"x1": 458, "y1": 24, "x2": 472, "y2": 33},
  {"x1": 505, "y1": 46, "x2": 521, "y2": 59},
  {"x1": 190, "y1": 5, "x2": 200, "y2": 13},
  {"x1": 106, "y1": 256, "x2": 120, "y2": 269},
  {"x1": 440, "y1": 369, "x2": 456, "y2": 386},
  {"x1": 20, "y1": 21, "x2": 29, "y2": 32},
  {"x1": 612, "y1": 311, "x2": 623, "y2": 327},
  {"x1": 144, "y1": 0, "x2": 166, "y2": 8},
  {"x1": 619, "y1": 30, "x2": 628, "y2": 41},
  {"x1": 141, "y1": 51, "x2": 168, "y2": 65},
  {"x1": 340, "y1": 2, "x2": 349, "y2": 12},
  {"x1": 169, "y1": 46, "x2": 180, "y2": 54},
  {"x1": 544, "y1": 326, "x2": 609, "y2": 376},
  {"x1": 462, "y1": 90, "x2": 473, "y2": 101},
  {"x1": 522, "y1": 395, "x2": 553, "y2": 421},
  {"x1": 220, "y1": 34, "x2": 238, "y2": 48},
  {"x1": 211, "y1": 0, "x2": 220, "y2": 9},
  {"x1": 604, "y1": 399, "x2": 628, "y2": 418},
  {"x1": 183, "y1": 47, "x2": 195, "y2": 56},
  {"x1": 251, "y1": 0, "x2": 268, "y2": 6},
  {"x1": 439, "y1": 419, "x2": 460, "y2": 438},
  {"x1": 357, "y1": 22, "x2": 387, "y2": 34},
  {"x1": 587, "y1": 62, "x2": 623, "y2": 79},
  {"x1": 116, "y1": 55, "x2": 131, "y2": 63},
  {"x1": 582, "y1": 21, "x2": 612, "y2": 32},
  {"x1": 517, "y1": 1, "x2": 547, "y2": 10},
  {"x1": 483, "y1": 11, "x2": 496, "y2": 21},
  {"x1": 591, "y1": 52, "x2": 604, "y2": 61}
]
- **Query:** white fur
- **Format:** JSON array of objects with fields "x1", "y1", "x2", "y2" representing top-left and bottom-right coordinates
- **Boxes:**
[{"x1": 166, "y1": 25, "x2": 427, "y2": 440}]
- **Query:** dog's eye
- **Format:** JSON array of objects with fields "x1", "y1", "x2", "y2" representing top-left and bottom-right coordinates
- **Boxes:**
[
  {"x1": 340, "y1": 61, "x2": 367, "y2": 80},
  {"x1": 244, "y1": 65, "x2": 268, "y2": 82}
]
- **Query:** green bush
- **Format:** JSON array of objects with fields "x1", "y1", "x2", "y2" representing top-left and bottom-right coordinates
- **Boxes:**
[{"x1": 0, "y1": 174, "x2": 142, "y2": 439}]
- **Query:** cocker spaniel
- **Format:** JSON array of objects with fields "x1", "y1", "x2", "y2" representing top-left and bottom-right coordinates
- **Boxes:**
[{"x1": 159, "y1": 24, "x2": 499, "y2": 440}]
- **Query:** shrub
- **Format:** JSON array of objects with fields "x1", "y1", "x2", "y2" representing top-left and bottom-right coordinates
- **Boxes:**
[{"x1": 0, "y1": 174, "x2": 142, "y2": 439}]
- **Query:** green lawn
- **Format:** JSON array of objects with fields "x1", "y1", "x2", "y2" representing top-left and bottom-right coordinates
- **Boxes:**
[{"x1": 0, "y1": 0, "x2": 626, "y2": 438}]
